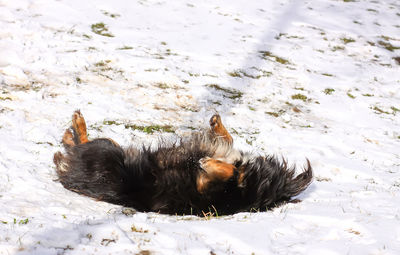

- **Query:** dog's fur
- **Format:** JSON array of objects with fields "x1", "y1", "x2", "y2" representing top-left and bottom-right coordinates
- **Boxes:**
[{"x1": 53, "y1": 111, "x2": 312, "y2": 215}]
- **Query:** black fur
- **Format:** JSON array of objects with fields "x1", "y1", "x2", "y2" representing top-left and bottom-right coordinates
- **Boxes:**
[{"x1": 54, "y1": 129, "x2": 312, "y2": 216}]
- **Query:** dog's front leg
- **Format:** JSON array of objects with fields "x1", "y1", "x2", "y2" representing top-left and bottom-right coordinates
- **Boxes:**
[{"x1": 209, "y1": 114, "x2": 233, "y2": 144}]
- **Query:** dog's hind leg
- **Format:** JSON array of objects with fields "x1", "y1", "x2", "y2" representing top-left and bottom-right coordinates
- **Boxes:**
[
  {"x1": 61, "y1": 110, "x2": 119, "y2": 149},
  {"x1": 209, "y1": 114, "x2": 233, "y2": 144},
  {"x1": 60, "y1": 110, "x2": 89, "y2": 148},
  {"x1": 62, "y1": 129, "x2": 75, "y2": 148},
  {"x1": 197, "y1": 157, "x2": 236, "y2": 193},
  {"x1": 71, "y1": 110, "x2": 89, "y2": 145}
]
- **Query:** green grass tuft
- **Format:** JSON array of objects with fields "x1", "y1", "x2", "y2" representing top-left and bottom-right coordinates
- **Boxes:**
[
  {"x1": 117, "y1": 46, "x2": 133, "y2": 50},
  {"x1": 259, "y1": 51, "x2": 290, "y2": 65},
  {"x1": 227, "y1": 70, "x2": 243, "y2": 78},
  {"x1": 125, "y1": 124, "x2": 174, "y2": 134},
  {"x1": 18, "y1": 218, "x2": 29, "y2": 225},
  {"x1": 378, "y1": 41, "x2": 400, "y2": 52},
  {"x1": 341, "y1": 37, "x2": 356, "y2": 44},
  {"x1": 131, "y1": 225, "x2": 149, "y2": 233},
  {"x1": 91, "y1": 23, "x2": 114, "y2": 37},
  {"x1": 391, "y1": 106, "x2": 400, "y2": 114},
  {"x1": 265, "y1": 112, "x2": 279, "y2": 117},
  {"x1": 154, "y1": 82, "x2": 170, "y2": 89},
  {"x1": 101, "y1": 10, "x2": 121, "y2": 18},
  {"x1": 332, "y1": 46, "x2": 345, "y2": 51},
  {"x1": 372, "y1": 106, "x2": 390, "y2": 115},
  {"x1": 323, "y1": 88, "x2": 335, "y2": 95},
  {"x1": 93, "y1": 60, "x2": 113, "y2": 72},
  {"x1": 265, "y1": 110, "x2": 285, "y2": 118},
  {"x1": 291, "y1": 94, "x2": 308, "y2": 102},
  {"x1": 206, "y1": 84, "x2": 243, "y2": 100},
  {"x1": 103, "y1": 120, "x2": 175, "y2": 134},
  {"x1": 227, "y1": 69, "x2": 272, "y2": 79}
]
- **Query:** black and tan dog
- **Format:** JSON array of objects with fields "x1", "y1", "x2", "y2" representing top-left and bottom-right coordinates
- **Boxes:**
[{"x1": 53, "y1": 111, "x2": 312, "y2": 215}]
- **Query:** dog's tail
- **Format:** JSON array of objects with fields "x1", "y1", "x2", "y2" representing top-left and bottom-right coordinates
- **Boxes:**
[
  {"x1": 241, "y1": 156, "x2": 313, "y2": 209},
  {"x1": 280, "y1": 158, "x2": 313, "y2": 199}
]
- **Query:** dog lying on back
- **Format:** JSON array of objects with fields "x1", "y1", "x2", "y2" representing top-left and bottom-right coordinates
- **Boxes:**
[{"x1": 53, "y1": 111, "x2": 312, "y2": 216}]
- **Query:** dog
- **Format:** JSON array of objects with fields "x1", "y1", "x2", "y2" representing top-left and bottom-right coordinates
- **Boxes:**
[{"x1": 53, "y1": 110, "x2": 312, "y2": 216}]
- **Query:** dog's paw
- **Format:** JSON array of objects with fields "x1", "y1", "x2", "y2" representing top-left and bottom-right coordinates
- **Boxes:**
[
  {"x1": 209, "y1": 114, "x2": 221, "y2": 128},
  {"x1": 209, "y1": 114, "x2": 233, "y2": 144},
  {"x1": 71, "y1": 110, "x2": 89, "y2": 144},
  {"x1": 72, "y1": 110, "x2": 85, "y2": 133},
  {"x1": 62, "y1": 128, "x2": 75, "y2": 147}
]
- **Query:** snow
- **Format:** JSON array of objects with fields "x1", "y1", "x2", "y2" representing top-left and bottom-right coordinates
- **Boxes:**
[{"x1": 0, "y1": 0, "x2": 399, "y2": 254}]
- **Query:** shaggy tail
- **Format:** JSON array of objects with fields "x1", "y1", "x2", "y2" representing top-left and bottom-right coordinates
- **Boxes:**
[
  {"x1": 281, "y1": 159, "x2": 313, "y2": 199},
  {"x1": 242, "y1": 156, "x2": 313, "y2": 209}
]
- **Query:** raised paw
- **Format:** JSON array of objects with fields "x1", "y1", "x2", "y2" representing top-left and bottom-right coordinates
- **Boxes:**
[
  {"x1": 62, "y1": 128, "x2": 75, "y2": 148},
  {"x1": 71, "y1": 110, "x2": 89, "y2": 145},
  {"x1": 209, "y1": 114, "x2": 233, "y2": 144}
]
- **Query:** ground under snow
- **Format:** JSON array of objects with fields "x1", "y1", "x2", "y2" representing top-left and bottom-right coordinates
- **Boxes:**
[{"x1": 0, "y1": 0, "x2": 400, "y2": 254}]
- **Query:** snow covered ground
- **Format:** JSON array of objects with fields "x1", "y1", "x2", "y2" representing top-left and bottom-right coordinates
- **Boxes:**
[{"x1": 1, "y1": 0, "x2": 399, "y2": 254}]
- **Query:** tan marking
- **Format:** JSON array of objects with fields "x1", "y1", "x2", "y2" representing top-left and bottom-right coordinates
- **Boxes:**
[
  {"x1": 53, "y1": 151, "x2": 68, "y2": 173},
  {"x1": 237, "y1": 165, "x2": 245, "y2": 187},
  {"x1": 106, "y1": 138, "x2": 120, "y2": 147},
  {"x1": 62, "y1": 129, "x2": 75, "y2": 147},
  {"x1": 72, "y1": 110, "x2": 89, "y2": 144},
  {"x1": 196, "y1": 172, "x2": 211, "y2": 194},
  {"x1": 209, "y1": 114, "x2": 233, "y2": 144},
  {"x1": 197, "y1": 157, "x2": 236, "y2": 193}
]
